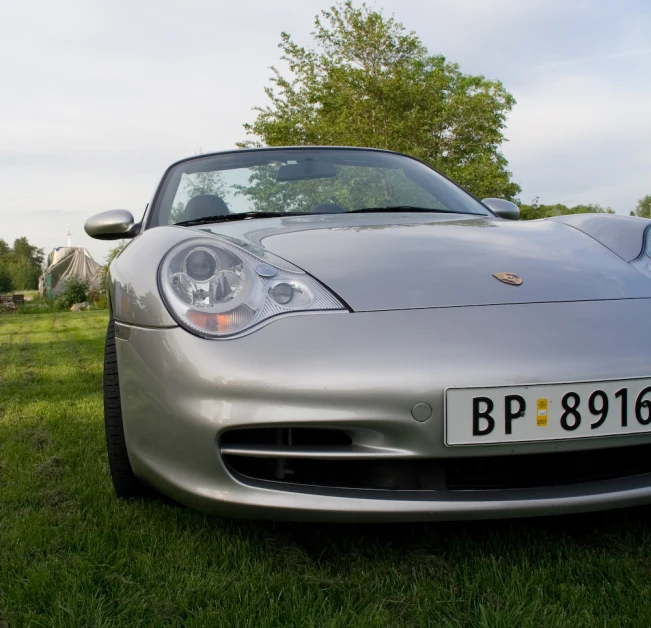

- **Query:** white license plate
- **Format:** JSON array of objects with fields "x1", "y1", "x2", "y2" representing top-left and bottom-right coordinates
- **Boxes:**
[{"x1": 445, "y1": 377, "x2": 651, "y2": 446}]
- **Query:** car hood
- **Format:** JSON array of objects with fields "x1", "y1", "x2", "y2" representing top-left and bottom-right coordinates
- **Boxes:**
[{"x1": 198, "y1": 213, "x2": 651, "y2": 312}]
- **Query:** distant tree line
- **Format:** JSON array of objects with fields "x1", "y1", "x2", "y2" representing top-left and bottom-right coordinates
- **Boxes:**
[
  {"x1": 0, "y1": 237, "x2": 44, "y2": 292},
  {"x1": 519, "y1": 199, "x2": 614, "y2": 221},
  {"x1": 518, "y1": 196, "x2": 650, "y2": 221}
]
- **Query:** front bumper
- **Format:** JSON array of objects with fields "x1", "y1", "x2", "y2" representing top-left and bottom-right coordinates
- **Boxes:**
[{"x1": 116, "y1": 299, "x2": 651, "y2": 521}]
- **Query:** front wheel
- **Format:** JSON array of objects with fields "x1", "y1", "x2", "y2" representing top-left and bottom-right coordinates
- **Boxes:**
[{"x1": 104, "y1": 318, "x2": 150, "y2": 498}]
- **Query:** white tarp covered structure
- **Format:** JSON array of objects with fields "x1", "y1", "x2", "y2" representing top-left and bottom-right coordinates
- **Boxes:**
[{"x1": 38, "y1": 247, "x2": 103, "y2": 297}]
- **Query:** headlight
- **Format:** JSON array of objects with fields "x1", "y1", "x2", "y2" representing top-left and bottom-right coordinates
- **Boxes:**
[{"x1": 159, "y1": 237, "x2": 345, "y2": 338}]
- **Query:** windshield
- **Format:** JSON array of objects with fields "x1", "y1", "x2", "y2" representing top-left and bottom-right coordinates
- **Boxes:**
[{"x1": 148, "y1": 148, "x2": 490, "y2": 227}]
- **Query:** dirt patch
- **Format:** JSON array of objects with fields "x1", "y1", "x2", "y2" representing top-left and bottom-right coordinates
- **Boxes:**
[
  {"x1": 36, "y1": 456, "x2": 66, "y2": 480},
  {"x1": 22, "y1": 426, "x2": 52, "y2": 450},
  {"x1": 45, "y1": 487, "x2": 75, "y2": 510}
]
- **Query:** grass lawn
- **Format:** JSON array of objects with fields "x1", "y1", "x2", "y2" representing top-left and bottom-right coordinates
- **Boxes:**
[{"x1": 3, "y1": 312, "x2": 651, "y2": 627}]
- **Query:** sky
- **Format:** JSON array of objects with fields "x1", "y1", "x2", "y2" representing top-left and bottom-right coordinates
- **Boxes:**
[{"x1": 1, "y1": 0, "x2": 650, "y2": 263}]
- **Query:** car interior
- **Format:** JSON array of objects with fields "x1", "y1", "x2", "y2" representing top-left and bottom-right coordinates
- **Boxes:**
[{"x1": 181, "y1": 194, "x2": 230, "y2": 222}]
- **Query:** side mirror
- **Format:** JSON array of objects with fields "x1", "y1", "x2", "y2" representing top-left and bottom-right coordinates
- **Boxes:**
[
  {"x1": 481, "y1": 198, "x2": 520, "y2": 220},
  {"x1": 84, "y1": 210, "x2": 139, "y2": 240}
]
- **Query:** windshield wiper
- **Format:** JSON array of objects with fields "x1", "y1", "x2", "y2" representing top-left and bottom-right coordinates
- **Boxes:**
[
  {"x1": 174, "y1": 206, "x2": 469, "y2": 227},
  {"x1": 348, "y1": 206, "x2": 460, "y2": 214},
  {"x1": 174, "y1": 211, "x2": 291, "y2": 227}
]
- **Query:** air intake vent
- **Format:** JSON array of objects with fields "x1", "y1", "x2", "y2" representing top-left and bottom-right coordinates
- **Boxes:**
[
  {"x1": 220, "y1": 427, "x2": 352, "y2": 449},
  {"x1": 220, "y1": 427, "x2": 355, "y2": 481},
  {"x1": 220, "y1": 438, "x2": 651, "y2": 493}
]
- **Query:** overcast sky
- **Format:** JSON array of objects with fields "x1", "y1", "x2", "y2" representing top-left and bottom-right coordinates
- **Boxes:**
[{"x1": 1, "y1": 0, "x2": 649, "y2": 262}]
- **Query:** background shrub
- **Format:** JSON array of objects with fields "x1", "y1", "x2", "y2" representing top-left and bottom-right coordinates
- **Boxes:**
[{"x1": 55, "y1": 277, "x2": 89, "y2": 310}]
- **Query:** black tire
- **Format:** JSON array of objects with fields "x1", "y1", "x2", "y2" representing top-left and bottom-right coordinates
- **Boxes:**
[{"x1": 104, "y1": 318, "x2": 150, "y2": 498}]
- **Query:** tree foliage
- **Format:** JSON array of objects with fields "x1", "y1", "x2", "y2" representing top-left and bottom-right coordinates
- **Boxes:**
[
  {"x1": 240, "y1": 1, "x2": 521, "y2": 201},
  {"x1": 0, "y1": 239, "x2": 13, "y2": 292},
  {"x1": 0, "y1": 237, "x2": 44, "y2": 292},
  {"x1": 631, "y1": 195, "x2": 651, "y2": 219},
  {"x1": 56, "y1": 276, "x2": 89, "y2": 310},
  {"x1": 519, "y1": 198, "x2": 615, "y2": 221}
]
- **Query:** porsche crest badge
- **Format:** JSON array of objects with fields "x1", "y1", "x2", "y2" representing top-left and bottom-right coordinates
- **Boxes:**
[{"x1": 493, "y1": 272, "x2": 523, "y2": 286}]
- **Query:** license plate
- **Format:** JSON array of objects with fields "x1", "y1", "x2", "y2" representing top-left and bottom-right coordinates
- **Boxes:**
[{"x1": 445, "y1": 377, "x2": 651, "y2": 446}]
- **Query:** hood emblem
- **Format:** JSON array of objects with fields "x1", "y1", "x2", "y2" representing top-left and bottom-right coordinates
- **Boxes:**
[{"x1": 493, "y1": 272, "x2": 523, "y2": 286}]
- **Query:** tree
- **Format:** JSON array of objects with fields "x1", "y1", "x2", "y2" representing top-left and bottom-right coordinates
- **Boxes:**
[
  {"x1": 519, "y1": 198, "x2": 615, "y2": 221},
  {"x1": 632, "y1": 195, "x2": 651, "y2": 219},
  {"x1": 240, "y1": 1, "x2": 521, "y2": 200},
  {"x1": 0, "y1": 239, "x2": 13, "y2": 293},
  {"x1": 8, "y1": 237, "x2": 44, "y2": 290}
]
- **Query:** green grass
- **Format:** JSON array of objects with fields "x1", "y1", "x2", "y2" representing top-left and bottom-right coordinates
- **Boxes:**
[{"x1": 3, "y1": 313, "x2": 651, "y2": 626}]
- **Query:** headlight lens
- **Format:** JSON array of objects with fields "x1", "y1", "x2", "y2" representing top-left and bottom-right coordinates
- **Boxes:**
[
  {"x1": 159, "y1": 238, "x2": 345, "y2": 338},
  {"x1": 184, "y1": 248, "x2": 218, "y2": 281},
  {"x1": 269, "y1": 280, "x2": 313, "y2": 308}
]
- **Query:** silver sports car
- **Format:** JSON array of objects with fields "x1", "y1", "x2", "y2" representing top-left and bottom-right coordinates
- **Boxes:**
[{"x1": 86, "y1": 146, "x2": 651, "y2": 521}]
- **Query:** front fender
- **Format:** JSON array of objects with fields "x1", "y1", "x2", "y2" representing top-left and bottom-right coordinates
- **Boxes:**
[
  {"x1": 550, "y1": 214, "x2": 650, "y2": 262},
  {"x1": 108, "y1": 227, "x2": 192, "y2": 327}
]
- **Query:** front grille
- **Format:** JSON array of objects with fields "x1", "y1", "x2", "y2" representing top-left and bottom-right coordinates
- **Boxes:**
[
  {"x1": 221, "y1": 434, "x2": 651, "y2": 492},
  {"x1": 446, "y1": 443, "x2": 651, "y2": 490}
]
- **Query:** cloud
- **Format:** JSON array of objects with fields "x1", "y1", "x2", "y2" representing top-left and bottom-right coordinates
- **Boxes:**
[
  {"x1": 503, "y1": 73, "x2": 651, "y2": 210},
  {"x1": 538, "y1": 48, "x2": 651, "y2": 69}
]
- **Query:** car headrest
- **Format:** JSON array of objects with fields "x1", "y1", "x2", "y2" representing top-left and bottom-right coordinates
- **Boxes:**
[{"x1": 182, "y1": 195, "x2": 230, "y2": 222}]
